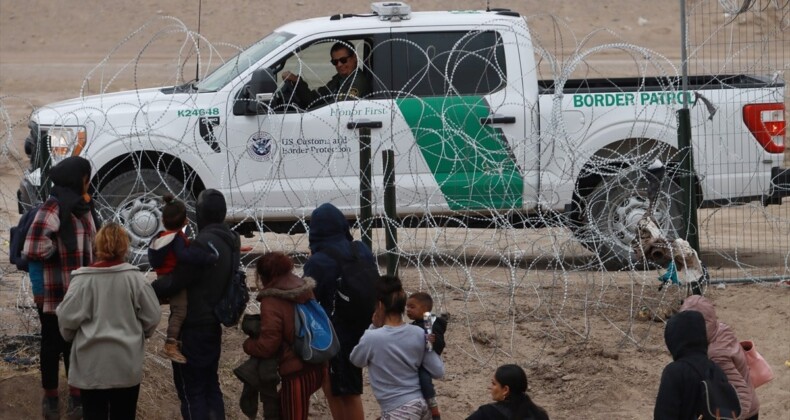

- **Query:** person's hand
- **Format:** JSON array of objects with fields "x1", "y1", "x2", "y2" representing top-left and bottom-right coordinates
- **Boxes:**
[
  {"x1": 281, "y1": 71, "x2": 298, "y2": 83},
  {"x1": 427, "y1": 333, "x2": 436, "y2": 343},
  {"x1": 371, "y1": 303, "x2": 385, "y2": 328}
]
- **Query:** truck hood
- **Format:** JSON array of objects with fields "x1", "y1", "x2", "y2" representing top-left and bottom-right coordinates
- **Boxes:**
[{"x1": 32, "y1": 87, "x2": 175, "y2": 126}]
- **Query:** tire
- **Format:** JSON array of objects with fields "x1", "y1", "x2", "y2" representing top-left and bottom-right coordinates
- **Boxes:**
[
  {"x1": 95, "y1": 169, "x2": 196, "y2": 266},
  {"x1": 574, "y1": 167, "x2": 686, "y2": 269}
]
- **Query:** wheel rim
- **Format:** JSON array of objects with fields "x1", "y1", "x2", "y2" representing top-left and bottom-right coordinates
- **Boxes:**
[
  {"x1": 612, "y1": 196, "x2": 649, "y2": 247},
  {"x1": 580, "y1": 169, "x2": 682, "y2": 267},
  {"x1": 118, "y1": 196, "x2": 164, "y2": 251},
  {"x1": 96, "y1": 168, "x2": 194, "y2": 266}
]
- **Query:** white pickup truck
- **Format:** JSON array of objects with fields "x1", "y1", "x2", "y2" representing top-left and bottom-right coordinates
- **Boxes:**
[{"x1": 17, "y1": 2, "x2": 788, "y2": 266}]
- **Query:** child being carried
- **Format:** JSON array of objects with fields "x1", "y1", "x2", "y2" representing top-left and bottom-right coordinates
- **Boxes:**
[
  {"x1": 406, "y1": 292, "x2": 448, "y2": 420},
  {"x1": 148, "y1": 194, "x2": 218, "y2": 363}
]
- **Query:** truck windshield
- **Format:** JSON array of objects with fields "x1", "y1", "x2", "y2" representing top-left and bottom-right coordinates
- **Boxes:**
[{"x1": 196, "y1": 31, "x2": 294, "y2": 92}]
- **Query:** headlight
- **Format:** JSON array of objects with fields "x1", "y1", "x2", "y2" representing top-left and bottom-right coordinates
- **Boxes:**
[{"x1": 48, "y1": 127, "x2": 86, "y2": 163}]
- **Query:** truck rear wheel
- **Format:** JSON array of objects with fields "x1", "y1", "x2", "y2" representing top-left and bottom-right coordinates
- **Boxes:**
[
  {"x1": 95, "y1": 169, "x2": 196, "y2": 266},
  {"x1": 575, "y1": 168, "x2": 686, "y2": 269}
]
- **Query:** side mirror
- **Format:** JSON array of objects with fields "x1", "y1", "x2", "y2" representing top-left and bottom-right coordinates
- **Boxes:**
[{"x1": 232, "y1": 69, "x2": 278, "y2": 116}]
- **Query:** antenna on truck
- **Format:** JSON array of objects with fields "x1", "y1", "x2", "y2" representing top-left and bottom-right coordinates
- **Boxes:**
[{"x1": 195, "y1": 0, "x2": 202, "y2": 82}]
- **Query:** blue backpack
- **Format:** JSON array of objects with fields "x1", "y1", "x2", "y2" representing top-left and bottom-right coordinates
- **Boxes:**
[
  {"x1": 8, "y1": 203, "x2": 42, "y2": 272},
  {"x1": 293, "y1": 299, "x2": 340, "y2": 364}
]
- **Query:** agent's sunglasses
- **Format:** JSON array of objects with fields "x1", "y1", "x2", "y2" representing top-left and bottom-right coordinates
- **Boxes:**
[{"x1": 330, "y1": 55, "x2": 353, "y2": 66}]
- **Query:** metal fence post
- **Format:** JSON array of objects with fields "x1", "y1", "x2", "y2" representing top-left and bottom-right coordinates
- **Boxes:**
[
  {"x1": 383, "y1": 149, "x2": 398, "y2": 276},
  {"x1": 347, "y1": 119, "x2": 382, "y2": 250},
  {"x1": 679, "y1": 0, "x2": 700, "y2": 252}
]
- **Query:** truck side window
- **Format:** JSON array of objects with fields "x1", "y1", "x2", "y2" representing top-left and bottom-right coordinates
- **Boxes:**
[
  {"x1": 392, "y1": 31, "x2": 506, "y2": 97},
  {"x1": 272, "y1": 38, "x2": 374, "y2": 111}
]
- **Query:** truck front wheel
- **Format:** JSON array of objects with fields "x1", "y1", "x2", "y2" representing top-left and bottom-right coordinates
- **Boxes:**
[
  {"x1": 95, "y1": 169, "x2": 196, "y2": 266},
  {"x1": 575, "y1": 168, "x2": 686, "y2": 269}
]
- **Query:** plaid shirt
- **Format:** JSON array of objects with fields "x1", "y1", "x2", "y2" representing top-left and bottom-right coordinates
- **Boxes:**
[{"x1": 22, "y1": 198, "x2": 96, "y2": 313}]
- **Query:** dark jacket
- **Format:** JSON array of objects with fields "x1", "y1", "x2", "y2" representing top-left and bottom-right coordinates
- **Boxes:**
[
  {"x1": 148, "y1": 230, "x2": 217, "y2": 276},
  {"x1": 176, "y1": 224, "x2": 238, "y2": 328},
  {"x1": 167, "y1": 189, "x2": 240, "y2": 329},
  {"x1": 467, "y1": 395, "x2": 546, "y2": 420},
  {"x1": 243, "y1": 274, "x2": 319, "y2": 377},
  {"x1": 303, "y1": 203, "x2": 376, "y2": 321},
  {"x1": 412, "y1": 315, "x2": 448, "y2": 356},
  {"x1": 654, "y1": 310, "x2": 731, "y2": 420},
  {"x1": 680, "y1": 296, "x2": 759, "y2": 417},
  {"x1": 294, "y1": 70, "x2": 370, "y2": 108}
]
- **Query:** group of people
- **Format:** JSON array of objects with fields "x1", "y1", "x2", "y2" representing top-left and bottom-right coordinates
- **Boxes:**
[
  {"x1": 20, "y1": 156, "x2": 240, "y2": 419},
  {"x1": 15, "y1": 157, "x2": 505, "y2": 420},
  {"x1": 22, "y1": 156, "x2": 162, "y2": 420},
  {"x1": 19, "y1": 156, "x2": 761, "y2": 420}
]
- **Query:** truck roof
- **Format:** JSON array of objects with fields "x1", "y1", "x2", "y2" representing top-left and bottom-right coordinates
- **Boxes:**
[{"x1": 275, "y1": 9, "x2": 523, "y2": 35}]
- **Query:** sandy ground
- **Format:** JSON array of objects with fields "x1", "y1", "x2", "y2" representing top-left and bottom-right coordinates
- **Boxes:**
[{"x1": 1, "y1": 1, "x2": 789, "y2": 419}]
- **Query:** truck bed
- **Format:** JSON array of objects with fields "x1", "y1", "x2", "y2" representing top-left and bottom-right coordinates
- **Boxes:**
[{"x1": 538, "y1": 74, "x2": 783, "y2": 94}]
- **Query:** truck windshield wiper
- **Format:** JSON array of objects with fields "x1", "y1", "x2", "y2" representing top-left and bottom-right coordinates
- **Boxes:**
[{"x1": 174, "y1": 79, "x2": 200, "y2": 93}]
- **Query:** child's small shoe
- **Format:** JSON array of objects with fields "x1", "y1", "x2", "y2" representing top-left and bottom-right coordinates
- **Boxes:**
[
  {"x1": 427, "y1": 397, "x2": 440, "y2": 420},
  {"x1": 161, "y1": 338, "x2": 187, "y2": 364}
]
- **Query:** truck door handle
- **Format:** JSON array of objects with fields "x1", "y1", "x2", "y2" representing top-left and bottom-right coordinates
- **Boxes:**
[
  {"x1": 347, "y1": 120, "x2": 383, "y2": 129},
  {"x1": 480, "y1": 115, "x2": 516, "y2": 125}
]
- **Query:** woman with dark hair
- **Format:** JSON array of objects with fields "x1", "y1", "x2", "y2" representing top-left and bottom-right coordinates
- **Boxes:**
[
  {"x1": 243, "y1": 252, "x2": 325, "y2": 420},
  {"x1": 350, "y1": 275, "x2": 444, "y2": 419},
  {"x1": 57, "y1": 223, "x2": 161, "y2": 419},
  {"x1": 467, "y1": 364, "x2": 550, "y2": 420},
  {"x1": 23, "y1": 156, "x2": 99, "y2": 419}
]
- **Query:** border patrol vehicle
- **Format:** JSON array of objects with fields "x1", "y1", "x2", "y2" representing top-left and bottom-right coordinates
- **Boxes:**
[{"x1": 17, "y1": 2, "x2": 788, "y2": 265}]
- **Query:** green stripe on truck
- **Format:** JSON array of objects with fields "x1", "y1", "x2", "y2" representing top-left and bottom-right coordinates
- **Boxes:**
[{"x1": 396, "y1": 96, "x2": 523, "y2": 211}]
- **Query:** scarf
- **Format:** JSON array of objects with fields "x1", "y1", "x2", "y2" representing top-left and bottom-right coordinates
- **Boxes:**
[{"x1": 48, "y1": 157, "x2": 93, "y2": 253}]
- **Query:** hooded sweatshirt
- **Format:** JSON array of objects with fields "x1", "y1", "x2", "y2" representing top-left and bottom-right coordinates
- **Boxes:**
[
  {"x1": 303, "y1": 203, "x2": 375, "y2": 322},
  {"x1": 680, "y1": 295, "x2": 759, "y2": 418},
  {"x1": 56, "y1": 263, "x2": 161, "y2": 389},
  {"x1": 169, "y1": 189, "x2": 240, "y2": 328},
  {"x1": 243, "y1": 275, "x2": 319, "y2": 377},
  {"x1": 654, "y1": 310, "x2": 732, "y2": 420}
]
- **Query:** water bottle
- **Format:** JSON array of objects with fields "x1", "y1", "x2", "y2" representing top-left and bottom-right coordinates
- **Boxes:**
[{"x1": 423, "y1": 311, "x2": 433, "y2": 351}]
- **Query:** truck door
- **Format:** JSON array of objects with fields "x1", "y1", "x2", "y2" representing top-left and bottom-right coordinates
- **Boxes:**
[
  {"x1": 224, "y1": 31, "x2": 392, "y2": 218},
  {"x1": 389, "y1": 26, "x2": 528, "y2": 214}
]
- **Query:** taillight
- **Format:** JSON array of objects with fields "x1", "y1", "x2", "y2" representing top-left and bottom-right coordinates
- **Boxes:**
[{"x1": 743, "y1": 103, "x2": 786, "y2": 153}]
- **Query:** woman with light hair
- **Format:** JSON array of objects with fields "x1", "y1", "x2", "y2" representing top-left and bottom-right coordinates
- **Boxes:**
[{"x1": 57, "y1": 223, "x2": 161, "y2": 419}]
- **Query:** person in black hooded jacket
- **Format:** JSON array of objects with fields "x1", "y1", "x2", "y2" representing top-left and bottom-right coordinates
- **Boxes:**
[
  {"x1": 163, "y1": 189, "x2": 241, "y2": 420},
  {"x1": 654, "y1": 310, "x2": 733, "y2": 419},
  {"x1": 303, "y1": 202, "x2": 376, "y2": 420}
]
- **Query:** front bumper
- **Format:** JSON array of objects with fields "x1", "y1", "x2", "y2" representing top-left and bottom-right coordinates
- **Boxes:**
[
  {"x1": 764, "y1": 166, "x2": 790, "y2": 205},
  {"x1": 17, "y1": 169, "x2": 43, "y2": 214}
]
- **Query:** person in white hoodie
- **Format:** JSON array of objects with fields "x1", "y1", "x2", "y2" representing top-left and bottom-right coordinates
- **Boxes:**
[{"x1": 57, "y1": 222, "x2": 161, "y2": 420}]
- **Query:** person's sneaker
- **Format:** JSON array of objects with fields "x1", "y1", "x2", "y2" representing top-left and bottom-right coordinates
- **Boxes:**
[
  {"x1": 66, "y1": 398, "x2": 83, "y2": 420},
  {"x1": 161, "y1": 338, "x2": 187, "y2": 363},
  {"x1": 779, "y1": 280, "x2": 790, "y2": 288},
  {"x1": 42, "y1": 397, "x2": 59, "y2": 420}
]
